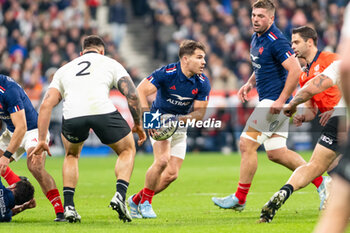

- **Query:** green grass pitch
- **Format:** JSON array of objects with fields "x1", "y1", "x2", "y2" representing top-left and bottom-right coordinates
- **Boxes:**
[{"x1": 1, "y1": 152, "x2": 332, "y2": 232}]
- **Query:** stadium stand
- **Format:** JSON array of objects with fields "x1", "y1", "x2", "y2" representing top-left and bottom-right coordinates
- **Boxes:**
[{"x1": 0, "y1": 0, "x2": 348, "y2": 153}]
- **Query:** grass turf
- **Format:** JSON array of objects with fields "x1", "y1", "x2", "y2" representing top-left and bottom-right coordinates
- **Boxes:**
[{"x1": 1, "y1": 151, "x2": 327, "y2": 232}]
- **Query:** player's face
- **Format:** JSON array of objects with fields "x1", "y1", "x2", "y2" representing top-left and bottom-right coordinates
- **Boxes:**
[
  {"x1": 251, "y1": 8, "x2": 274, "y2": 34},
  {"x1": 188, "y1": 49, "x2": 206, "y2": 74},
  {"x1": 291, "y1": 33, "x2": 308, "y2": 59}
]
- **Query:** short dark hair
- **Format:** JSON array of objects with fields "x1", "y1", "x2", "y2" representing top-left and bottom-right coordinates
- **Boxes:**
[
  {"x1": 178, "y1": 40, "x2": 206, "y2": 58},
  {"x1": 82, "y1": 35, "x2": 106, "y2": 50},
  {"x1": 252, "y1": 0, "x2": 275, "y2": 15},
  {"x1": 13, "y1": 180, "x2": 34, "y2": 205},
  {"x1": 292, "y1": 26, "x2": 318, "y2": 46}
]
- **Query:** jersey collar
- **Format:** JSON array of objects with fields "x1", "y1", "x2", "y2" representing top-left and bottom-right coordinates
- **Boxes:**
[
  {"x1": 306, "y1": 50, "x2": 321, "y2": 76},
  {"x1": 83, "y1": 51, "x2": 98, "y2": 55},
  {"x1": 178, "y1": 61, "x2": 196, "y2": 84}
]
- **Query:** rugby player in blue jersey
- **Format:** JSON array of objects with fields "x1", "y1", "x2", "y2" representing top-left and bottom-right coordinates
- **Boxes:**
[
  {"x1": 0, "y1": 177, "x2": 35, "y2": 222},
  {"x1": 128, "y1": 40, "x2": 211, "y2": 218},
  {"x1": 212, "y1": 0, "x2": 325, "y2": 211},
  {"x1": 0, "y1": 75, "x2": 65, "y2": 221}
]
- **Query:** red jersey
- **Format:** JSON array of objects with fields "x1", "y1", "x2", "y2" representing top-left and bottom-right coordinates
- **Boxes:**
[{"x1": 299, "y1": 51, "x2": 341, "y2": 112}]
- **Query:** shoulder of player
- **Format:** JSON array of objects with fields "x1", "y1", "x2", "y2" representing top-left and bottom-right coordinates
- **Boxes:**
[
  {"x1": 318, "y1": 51, "x2": 340, "y2": 63},
  {"x1": 154, "y1": 62, "x2": 178, "y2": 77}
]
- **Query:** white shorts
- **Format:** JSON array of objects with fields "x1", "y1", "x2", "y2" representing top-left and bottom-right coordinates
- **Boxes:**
[
  {"x1": 150, "y1": 130, "x2": 187, "y2": 160},
  {"x1": 241, "y1": 99, "x2": 289, "y2": 148},
  {"x1": 0, "y1": 128, "x2": 50, "y2": 161}
]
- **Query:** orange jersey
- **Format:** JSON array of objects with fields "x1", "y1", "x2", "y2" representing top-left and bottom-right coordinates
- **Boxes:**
[{"x1": 299, "y1": 51, "x2": 341, "y2": 112}]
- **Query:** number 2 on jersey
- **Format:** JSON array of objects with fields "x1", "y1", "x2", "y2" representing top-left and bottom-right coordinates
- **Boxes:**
[{"x1": 76, "y1": 61, "x2": 91, "y2": 76}]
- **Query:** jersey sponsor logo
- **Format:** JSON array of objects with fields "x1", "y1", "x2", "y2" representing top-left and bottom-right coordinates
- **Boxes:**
[
  {"x1": 143, "y1": 110, "x2": 161, "y2": 129},
  {"x1": 300, "y1": 73, "x2": 306, "y2": 81},
  {"x1": 0, "y1": 114, "x2": 10, "y2": 120},
  {"x1": 170, "y1": 94, "x2": 193, "y2": 101},
  {"x1": 320, "y1": 135, "x2": 333, "y2": 145},
  {"x1": 259, "y1": 47, "x2": 264, "y2": 55},
  {"x1": 250, "y1": 54, "x2": 259, "y2": 62},
  {"x1": 252, "y1": 61, "x2": 261, "y2": 69},
  {"x1": 166, "y1": 98, "x2": 191, "y2": 106},
  {"x1": 170, "y1": 85, "x2": 176, "y2": 90},
  {"x1": 192, "y1": 88, "x2": 198, "y2": 95},
  {"x1": 66, "y1": 134, "x2": 80, "y2": 142},
  {"x1": 313, "y1": 71, "x2": 320, "y2": 76}
]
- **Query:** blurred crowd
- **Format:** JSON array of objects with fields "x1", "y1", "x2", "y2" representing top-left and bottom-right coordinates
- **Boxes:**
[
  {"x1": 147, "y1": 0, "x2": 349, "y2": 91},
  {"x1": 0, "y1": 0, "x2": 348, "y2": 153}
]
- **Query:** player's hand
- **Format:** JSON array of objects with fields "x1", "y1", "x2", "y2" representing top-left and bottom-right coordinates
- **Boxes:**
[
  {"x1": 238, "y1": 83, "x2": 253, "y2": 102},
  {"x1": 293, "y1": 114, "x2": 305, "y2": 127},
  {"x1": 270, "y1": 99, "x2": 285, "y2": 114},
  {"x1": 12, "y1": 198, "x2": 36, "y2": 216},
  {"x1": 147, "y1": 128, "x2": 158, "y2": 139},
  {"x1": 319, "y1": 109, "x2": 334, "y2": 126},
  {"x1": 132, "y1": 124, "x2": 147, "y2": 146},
  {"x1": 0, "y1": 156, "x2": 10, "y2": 175},
  {"x1": 29, "y1": 141, "x2": 52, "y2": 158},
  {"x1": 283, "y1": 103, "x2": 297, "y2": 117}
]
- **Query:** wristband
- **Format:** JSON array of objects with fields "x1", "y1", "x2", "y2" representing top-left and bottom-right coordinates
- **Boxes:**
[{"x1": 3, "y1": 150, "x2": 13, "y2": 159}]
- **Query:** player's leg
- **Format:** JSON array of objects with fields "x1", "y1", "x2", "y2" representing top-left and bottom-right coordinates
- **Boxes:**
[
  {"x1": 155, "y1": 132, "x2": 186, "y2": 194},
  {"x1": 0, "y1": 131, "x2": 21, "y2": 185},
  {"x1": 91, "y1": 111, "x2": 134, "y2": 222},
  {"x1": 61, "y1": 136, "x2": 84, "y2": 223},
  {"x1": 313, "y1": 175, "x2": 350, "y2": 233},
  {"x1": 60, "y1": 116, "x2": 90, "y2": 223},
  {"x1": 259, "y1": 144, "x2": 336, "y2": 223},
  {"x1": 137, "y1": 139, "x2": 171, "y2": 218},
  {"x1": 212, "y1": 128, "x2": 261, "y2": 210},
  {"x1": 107, "y1": 132, "x2": 135, "y2": 222},
  {"x1": 155, "y1": 156, "x2": 183, "y2": 194},
  {"x1": 19, "y1": 128, "x2": 64, "y2": 222}
]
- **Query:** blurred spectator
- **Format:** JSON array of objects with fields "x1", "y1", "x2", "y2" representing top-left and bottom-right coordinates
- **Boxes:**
[{"x1": 108, "y1": 0, "x2": 127, "y2": 49}]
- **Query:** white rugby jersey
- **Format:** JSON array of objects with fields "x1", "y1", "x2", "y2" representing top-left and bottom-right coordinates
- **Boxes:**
[
  {"x1": 49, "y1": 52, "x2": 130, "y2": 119},
  {"x1": 321, "y1": 60, "x2": 346, "y2": 117}
]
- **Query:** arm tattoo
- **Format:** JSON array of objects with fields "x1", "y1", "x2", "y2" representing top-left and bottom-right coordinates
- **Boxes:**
[
  {"x1": 311, "y1": 74, "x2": 328, "y2": 89},
  {"x1": 291, "y1": 74, "x2": 330, "y2": 107},
  {"x1": 117, "y1": 76, "x2": 142, "y2": 124}
]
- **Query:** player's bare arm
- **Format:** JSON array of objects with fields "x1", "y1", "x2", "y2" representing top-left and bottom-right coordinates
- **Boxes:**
[
  {"x1": 270, "y1": 56, "x2": 302, "y2": 114},
  {"x1": 118, "y1": 76, "x2": 143, "y2": 125},
  {"x1": 284, "y1": 74, "x2": 333, "y2": 117},
  {"x1": 136, "y1": 78, "x2": 157, "y2": 112},
  {"x1": 0, "y1": 110, "x2": 27, "y2": 174},
  {"x1": 30, "y1": 88, "x2": 62, "y2": 157},
  {"x1": 118, "y1": 76, "x2": 147, "y2": 146},
  {"x1": 238, "y1": 72, "x2": 256, "y2": 102},
  {"x1": 178, "y1": 100, "x2": 209, "y2": 122}
]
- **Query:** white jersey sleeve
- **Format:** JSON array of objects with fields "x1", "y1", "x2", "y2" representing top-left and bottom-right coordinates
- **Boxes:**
[
  {"x1": 112, "y1": 62, "x2": 130, "y2": 88},
  {"x1": 49, "y1": 69, "x2": 64, "y2": 94},
  {"x1": 321, "y1": 60, "x2": 340, "y2": 85}
]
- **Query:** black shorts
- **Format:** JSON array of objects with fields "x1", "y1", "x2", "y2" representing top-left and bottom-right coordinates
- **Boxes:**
[
  {"x1": 62, "y1": 111, "x2": 131, "y2": 144},
  {"x1": 335, "y1": 131, "x2": 350, "y2": 182},
  {"x1": 317, "y1": 116, "x2": 345, "y2": 152}
]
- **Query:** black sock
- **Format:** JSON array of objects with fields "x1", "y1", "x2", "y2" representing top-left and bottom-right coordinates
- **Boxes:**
[
  {"x1": 116, "y1": 179, "x2": 129, "y2": 201},
  {"x1": 63, "y1": 187, "x2": 75, "y2": 208},
  {"x1": 280, "y1": 184, "x2": 294, "y2": 203}
]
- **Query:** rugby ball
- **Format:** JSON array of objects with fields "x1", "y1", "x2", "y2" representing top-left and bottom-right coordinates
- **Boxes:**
[{"x1": 151, "y1": 114, "x2": 179, "y2": 141}]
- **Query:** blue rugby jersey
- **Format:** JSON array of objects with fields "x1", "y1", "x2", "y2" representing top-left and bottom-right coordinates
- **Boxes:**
[
  {"x1": 147, "y1": 61, "x2": 211, "y2": 115},
  {"x1": 0, "y1": 75, "x2": 38, "y2": 132},
  {"x1": 250, "y1": 23, "x2": 294, "y2": 102},
  {"x1": 0, "y1": 178, "x2": 15, "y2": 222}
]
